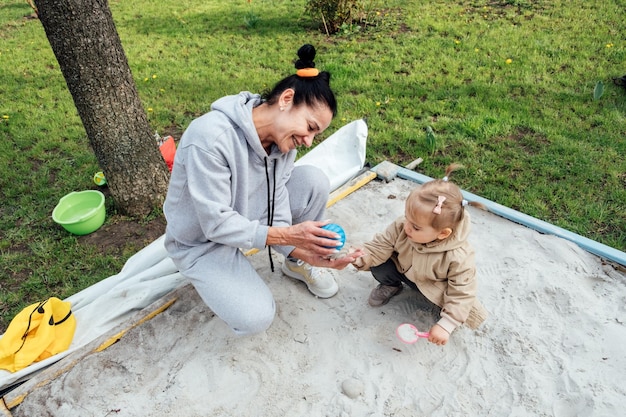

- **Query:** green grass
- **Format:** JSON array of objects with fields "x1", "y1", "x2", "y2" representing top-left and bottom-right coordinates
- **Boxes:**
[{"x1": 1, "y1": 0, "x2": 625, "y2": 330}]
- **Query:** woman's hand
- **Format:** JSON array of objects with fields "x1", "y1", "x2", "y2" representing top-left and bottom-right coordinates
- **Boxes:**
[
  {"x1": 269, "y1": 221, "x2": 365, "y2": 269},
  {"x1": 427, "y1": 324, "x2": 450, "y2": 346},
  {"x1": 268, "y1": 221, "x2": 344, "y2": 257}
]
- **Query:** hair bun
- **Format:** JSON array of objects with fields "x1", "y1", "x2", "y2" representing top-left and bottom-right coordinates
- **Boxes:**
[{"x1": 295, "y1": 44, "x2": 316, "y2": 69}]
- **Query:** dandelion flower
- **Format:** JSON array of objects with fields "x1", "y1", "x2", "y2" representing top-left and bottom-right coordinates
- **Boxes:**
[
  {"x1": 454, "y1": 40, "x2": 460, "y2": 44},
  {"x1": 376, "y1": 102, "x2": 381, "y2": 106},
  {"x1": 2, "y1": 115, "x2": 9, "y2": 120},
  {"x1": 144, "y1": 77, "x2": 149, "y2": 82},
  {"x1": 505, "y1": 58, "x2": 513, "y2": 64},
  {"x1": 152, "y1": 74, "x2": 157, "y2": 79},
  {"x1": 606, "y1": 43, "x2": 614, "y2": 48},
  {"x1": 148, "y1": 108, "x2": 153, "y2": 112}
]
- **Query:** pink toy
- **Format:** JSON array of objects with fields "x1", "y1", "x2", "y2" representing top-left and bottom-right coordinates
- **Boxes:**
[{"x1": 396, "y1": 323, "x2": 430, "y2": 344}]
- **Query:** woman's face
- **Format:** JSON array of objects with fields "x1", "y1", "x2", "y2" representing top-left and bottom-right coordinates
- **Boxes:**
[{"x1": 273, "y1": 92, "x2": 333, "y2": 153}]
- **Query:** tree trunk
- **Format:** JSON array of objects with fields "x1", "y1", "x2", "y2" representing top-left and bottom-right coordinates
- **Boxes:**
[{"x1": 34, "y1": 0, "x2": 170, "y2": 216}]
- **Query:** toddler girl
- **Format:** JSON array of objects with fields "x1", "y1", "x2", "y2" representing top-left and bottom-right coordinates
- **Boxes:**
[{"x1": 352, "y1": 164, "x2": 488, "y2": 345}]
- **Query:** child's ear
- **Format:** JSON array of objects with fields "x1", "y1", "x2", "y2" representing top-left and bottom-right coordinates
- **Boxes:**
[{"x1": 437, "y1": 228, "x2": 453, "y2": 240}]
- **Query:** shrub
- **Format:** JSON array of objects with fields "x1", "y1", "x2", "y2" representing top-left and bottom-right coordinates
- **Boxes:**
[{"x1": 305, "y1": 0, "x2": 365, "y2": 35}]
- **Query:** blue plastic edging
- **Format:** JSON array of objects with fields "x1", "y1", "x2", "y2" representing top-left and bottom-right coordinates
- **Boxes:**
[{"x1": 393, "y1": 166, "x2": 626, "y2": 268}]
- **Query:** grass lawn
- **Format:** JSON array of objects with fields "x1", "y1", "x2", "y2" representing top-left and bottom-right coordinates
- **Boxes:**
[{"x1": 0, "y1": 0, "x2": 625, "y2": 330}]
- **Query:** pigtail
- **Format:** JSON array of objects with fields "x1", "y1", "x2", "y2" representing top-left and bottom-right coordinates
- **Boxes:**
[
  {"x1": 442, "y1": 163, "x2": 487, "y2": 212},
  {"x1": 464, "y1": 199, "x2": 488, "y2": 211},
  {"x1": 442, "y1": 163, "x2": 464, "y2": 182}
]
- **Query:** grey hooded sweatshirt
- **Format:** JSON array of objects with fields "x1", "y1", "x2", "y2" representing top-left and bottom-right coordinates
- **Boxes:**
[{"x1": 163, "y1": 92, "x2": 296, "y2": 257}]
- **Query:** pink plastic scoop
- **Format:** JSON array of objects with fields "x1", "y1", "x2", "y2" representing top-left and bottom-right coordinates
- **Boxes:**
[{"x1": 396, "y1": 323, "x2": 430, "y2": 344}]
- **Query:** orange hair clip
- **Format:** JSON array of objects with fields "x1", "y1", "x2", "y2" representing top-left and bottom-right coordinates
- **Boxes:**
[{"x1": 296, "y1": 68, "x2": 319, "y2": 78}]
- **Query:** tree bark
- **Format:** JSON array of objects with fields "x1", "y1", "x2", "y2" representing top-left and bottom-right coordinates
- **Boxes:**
[{"x1": 34, "y1": 0, "x2": 170, "y2": 216}]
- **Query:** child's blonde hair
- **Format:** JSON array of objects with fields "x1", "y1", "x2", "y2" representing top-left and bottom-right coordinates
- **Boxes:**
[{"x1": 406, "y1": 163, "x2": 486, "y2": 231}]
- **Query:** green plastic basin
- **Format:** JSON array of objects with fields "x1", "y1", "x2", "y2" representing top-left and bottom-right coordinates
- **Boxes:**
[{"x1": 52, "y1": 190, "x2": 106, "y2": 235}]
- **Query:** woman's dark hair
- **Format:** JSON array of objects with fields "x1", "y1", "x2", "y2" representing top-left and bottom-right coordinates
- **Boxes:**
[{"x1": 262, "y1": 44, "x2": 337, "y2": 117}]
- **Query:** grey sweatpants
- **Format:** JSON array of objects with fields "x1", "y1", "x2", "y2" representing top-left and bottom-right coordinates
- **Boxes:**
[{"x1": 166, "y1": 165, "x2": 329, "y2": 336}]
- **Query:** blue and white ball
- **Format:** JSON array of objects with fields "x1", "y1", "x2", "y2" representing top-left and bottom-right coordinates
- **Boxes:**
[{"x1": 321, "y1": 223, "x2": 346, "y2": 250}]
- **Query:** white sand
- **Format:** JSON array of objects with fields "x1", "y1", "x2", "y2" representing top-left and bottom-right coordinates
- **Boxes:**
[{"x1": 10, "y1": 177, "x2": 626, "y2": 416}]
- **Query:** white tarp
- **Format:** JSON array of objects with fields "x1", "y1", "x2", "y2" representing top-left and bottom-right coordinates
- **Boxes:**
[{"x1": 0, "y1": 119, "x2": 368, "y2": 392}]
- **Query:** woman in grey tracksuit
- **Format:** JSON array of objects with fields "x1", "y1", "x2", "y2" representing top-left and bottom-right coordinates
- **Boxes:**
[{"x1": 163, "y1": 45, "x2": 363, "y2": 336}]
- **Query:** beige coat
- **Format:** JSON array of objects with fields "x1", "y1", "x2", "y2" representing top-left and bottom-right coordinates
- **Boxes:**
[{"x1": 354, "y1": 211, "x2": 487, "y2": 333}]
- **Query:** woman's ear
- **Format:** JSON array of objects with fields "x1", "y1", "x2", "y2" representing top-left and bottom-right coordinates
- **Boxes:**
[
  {"x1": 437, "y1": 228, "x2": 453, "y2": 240},
  {"x1": 279, "y1": 88, "x2": 295, "y2": 108}
]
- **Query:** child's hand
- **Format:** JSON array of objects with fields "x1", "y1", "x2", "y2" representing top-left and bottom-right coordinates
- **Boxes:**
[
  {"x1": 313, "y1": 247, "x2": 365, "y2": 271},
  {"x1": 347, "y1": 247, "x2": 366, "y2": 268},
  {"x1": 427, "y1": 324, "x2": 450, "y2": 346},
  {"x1": 348, "y1": 247, "x2": 365, "y2": 259}
]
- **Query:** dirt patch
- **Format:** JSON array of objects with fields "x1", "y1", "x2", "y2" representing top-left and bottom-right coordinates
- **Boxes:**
[{"x1": 79, "y1": 215, "x2": 166, "y2": 257}]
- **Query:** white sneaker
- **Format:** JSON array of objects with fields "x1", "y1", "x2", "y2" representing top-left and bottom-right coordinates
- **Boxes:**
[{"x1": 281, "y1": 259, "x2": 338, "y2": 298}]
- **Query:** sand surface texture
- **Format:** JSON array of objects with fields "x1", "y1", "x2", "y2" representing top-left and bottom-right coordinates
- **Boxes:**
[{"x1": 11, "y1": 178, "x2": 626, "y2": 417}]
